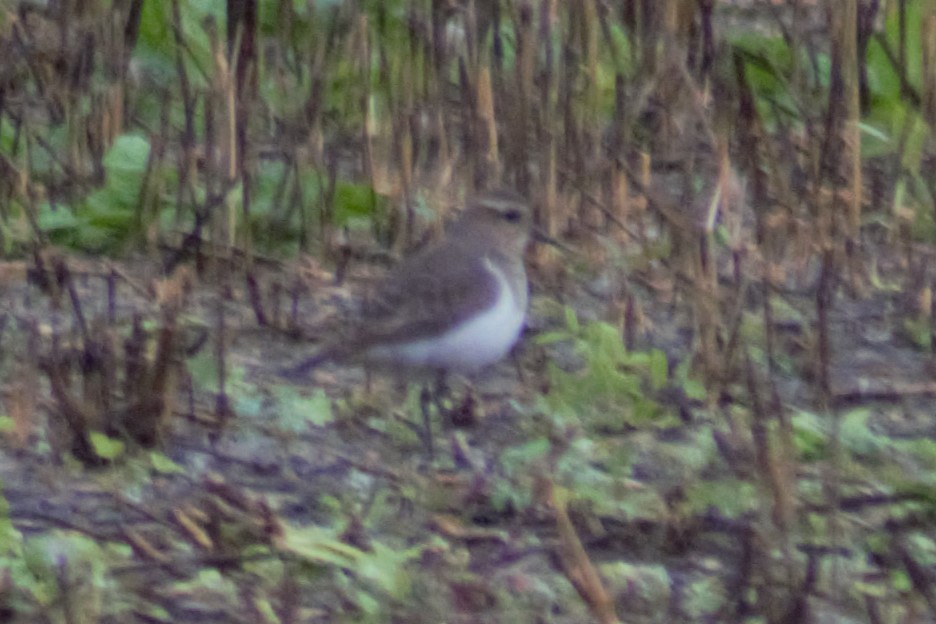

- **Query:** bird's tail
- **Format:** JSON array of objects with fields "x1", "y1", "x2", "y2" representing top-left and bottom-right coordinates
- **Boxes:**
[{"x1": 277, "y1": 345, "x2": 343, "y2": 380}]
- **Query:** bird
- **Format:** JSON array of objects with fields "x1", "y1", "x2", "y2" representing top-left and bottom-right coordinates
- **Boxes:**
[{"x1": 281, "y1": 188, "x2": 533, "y2": 456}]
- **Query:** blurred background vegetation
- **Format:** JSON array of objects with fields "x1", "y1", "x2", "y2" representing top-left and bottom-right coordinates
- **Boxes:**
[
  {"x1": 2, "y1": 0, "x2": 936, "y2": 623},
  {"x1": 5, "y1": 0, "x2": 929, "y2": 265}
]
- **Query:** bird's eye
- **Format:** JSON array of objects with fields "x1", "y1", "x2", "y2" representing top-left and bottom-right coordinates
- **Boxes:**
[{"x1": 502, "y1": 209, "x2": 523, "y2": 223}]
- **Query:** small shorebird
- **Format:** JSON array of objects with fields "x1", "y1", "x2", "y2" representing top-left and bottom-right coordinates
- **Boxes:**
[{"x1": 282, "y1": 188, "x2": 533, "y2": 456}]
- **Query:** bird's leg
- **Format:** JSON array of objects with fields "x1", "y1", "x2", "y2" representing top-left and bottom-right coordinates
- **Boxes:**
[
  {"x1": 433, "y1": 371, "x2": 450, "y2": 412},
  {"x1": 510, "y1": 343, "x2": 526, "y2": 383},
  {"x1": 419, "y1": 384, "x2": 435, "y2": 461},
  {"x1": 417, "y1": 372, "x2": 449, "y2": 461}
]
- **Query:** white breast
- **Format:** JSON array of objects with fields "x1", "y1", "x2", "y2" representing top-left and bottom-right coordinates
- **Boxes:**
[{"x1": 365, "y1": 258, "x2": 526, "y2": 372}]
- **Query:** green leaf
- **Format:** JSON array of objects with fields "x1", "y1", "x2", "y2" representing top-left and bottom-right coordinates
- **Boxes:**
[
  {"x1": 686, "y1": 479, "x2": 759, "y2": 519},
  {"x1": 902, "y1": 316, "x2": 930, "y2": 349},
  {"x1": 840, "y1": 407, "x2": 886, "y2": 459},
  {"x1": 275, "y1": 387, "x2": 334, "y2": 430},
  {"x1": 792, "y1": 409, "x2": 828, "y2": 461},
  {"x1": 502, "y1": 437, "x2": 551, "y2": 471},
  {"x1": 103, "y1": 134, "x2": 151, "y2": 174},
  {"x1": 891, "y1": 569, "x2": 912, "y2": 592},
  {"x1": 563, "y1": 306, "x2": 580, "y2": 334},
  {"x1": 303, "y1": 389, "x2": 334, "y2": 427},
  {"x1": 88, "y1": 432, "x2": 126, "y2": 460},
  {"x1": 275, "y1": 523, "x2": 366, "y2": 568},
  {"x1": 605, "y1": 486, "x2": 668, "y2": 522},
  {"x1": 534, "y1": 330, "x2": 572, "y2": 346},
  {"x1": 333, "y1": 182, "x2": 383, "y2": 226},
  {"x1": 187, "y1": 348, "x2": 220, "y2": 389},
  {"x1": 37, "y1": 204, "x2": 79, "y2": 232},
  {"x1": 649, "y1": 349, "x2": 668, "y2": 390},
  {"x1": 137, "y1": 0, "x2": 221, "y2": 90},
  {"x1": 541, "y1": 318, "x2": 685, "y2": 429},
  {"x1": 149, "y1": 451, "x2": 186, "y2": 475},
  {"x1": 674, "y1": 358, "x2": 706, "y2": 400},
  {"x1": 682, "y1": 378, "x2": 706, "y2": 401},
  {"x1": 898, "y1": 438, "x2": 936, "y2": 473},
  {"x1": 0, "y1": 482, "x2": 22, "y2": 556},
  {"x1": 251, "y1": 596, "x2": 280, "y2": 624},
  {"x1": 354, "y1": 541, "x2": 418, "y2": 598}
]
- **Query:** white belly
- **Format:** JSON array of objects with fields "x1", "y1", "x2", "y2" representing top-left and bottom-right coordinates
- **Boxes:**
[{"x1": 365, "y1": 260, "x2": 526, "y2": 372}]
